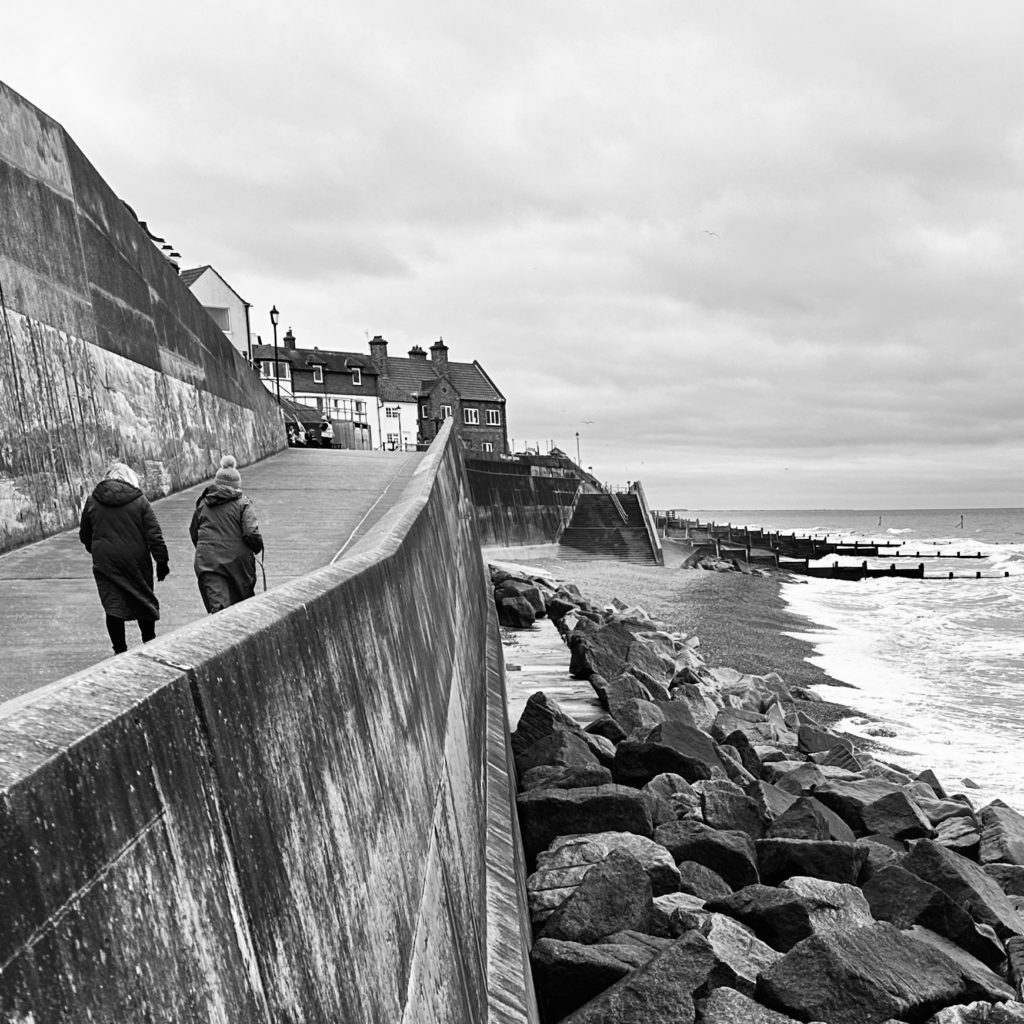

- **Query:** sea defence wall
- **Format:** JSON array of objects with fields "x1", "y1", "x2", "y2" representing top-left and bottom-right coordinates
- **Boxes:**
[
  {"x1": 0, "y1": 80, "x2": 284, "y2": 555},
  {"x1": 0, "y1": 423, "x2": 538, "y2": 1024},
  {"x1": 466, "y1": 457, "x2": 581, "y2": 547}
]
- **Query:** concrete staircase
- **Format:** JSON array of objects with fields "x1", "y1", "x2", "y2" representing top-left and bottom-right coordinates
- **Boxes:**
[{"x1": 558, "y1": 493, "x2": 658, "y2": 564}]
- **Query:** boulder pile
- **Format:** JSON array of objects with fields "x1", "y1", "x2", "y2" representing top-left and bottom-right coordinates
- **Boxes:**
[{"x1": 493, "y1": 563, "x2": 1024, "y2": 1024}]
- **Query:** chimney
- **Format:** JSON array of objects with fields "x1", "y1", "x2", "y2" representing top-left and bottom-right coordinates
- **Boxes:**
[
  {"x1": 369, "y1": 334, "x2": 388, "y2": 368},
  {"x1": 429, "y1": 336, "x2": 448, "y2": 373},
  {"x1": 408, "y1": 345, "x2": 427, "y2": 361},
  {"x1": 283, "y1": 328, "x2": 296, "y2": 351}
]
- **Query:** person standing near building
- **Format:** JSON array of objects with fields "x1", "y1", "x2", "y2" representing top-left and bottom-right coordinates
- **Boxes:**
[
  {"x1": 320, "y1": 417, "x2": 334, "y2": 449},
  {"x1": 79, "y1": 462, "x2": 169, "y2": 655},
  {"x1": 190, "y1": 455, "x2": 263, "y2": 613}
]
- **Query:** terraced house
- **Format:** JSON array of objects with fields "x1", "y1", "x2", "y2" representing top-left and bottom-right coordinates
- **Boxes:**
[{"x1": 252, "y1": 333, "x2": 508, "y2": 453}]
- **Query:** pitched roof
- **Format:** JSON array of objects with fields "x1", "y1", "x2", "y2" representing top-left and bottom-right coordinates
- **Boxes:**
[
  {"x1": 251, "y1": 345, "x2": 378, "y2": 375},
  {"x1": 445, "y1": 360, "x2": 504, "y2": 402},
  {"x1": 179, "y1": 265, "x2": 209, "y2": 288}
]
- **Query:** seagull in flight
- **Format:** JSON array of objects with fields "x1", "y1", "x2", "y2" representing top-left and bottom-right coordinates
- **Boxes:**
[{"x1": 702, "y1": 230, "x2": 720, "y2": 237}]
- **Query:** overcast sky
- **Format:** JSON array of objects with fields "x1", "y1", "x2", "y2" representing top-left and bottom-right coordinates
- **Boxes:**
[{"x1": 7, "y1": 1, "x2": 1023, "y2": 509}]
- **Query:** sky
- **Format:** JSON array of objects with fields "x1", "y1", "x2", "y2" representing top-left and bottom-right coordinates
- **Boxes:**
[{"x1": 6, "y1": 1, "x2": 1024, "y2": 509}]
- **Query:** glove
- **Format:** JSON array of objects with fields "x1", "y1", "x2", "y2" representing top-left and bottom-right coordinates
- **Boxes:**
[{"x1": 156, "y1": 562, "x2": 170, "y2": 582}]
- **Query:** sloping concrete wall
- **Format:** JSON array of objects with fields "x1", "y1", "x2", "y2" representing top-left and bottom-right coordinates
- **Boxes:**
[
  {"x1": 466, "y1": 458, "x2": 580, "y2": 547},
  {"x1": 0, "y1": 423, "x2": 538, "y2": 1024},
  {"x1": 0, "y1": 80, "x2": 284, "y2": 554}
]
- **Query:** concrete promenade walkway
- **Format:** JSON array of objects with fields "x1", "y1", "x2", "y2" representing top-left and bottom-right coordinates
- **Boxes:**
[{"x1": 0, "y1": 447, "x2": 424, "y2": 705}]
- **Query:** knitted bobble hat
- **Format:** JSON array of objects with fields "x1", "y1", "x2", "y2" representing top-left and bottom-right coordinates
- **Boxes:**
[{"x1": 215, "y1": 455, "x2": 242, "y2": 486}]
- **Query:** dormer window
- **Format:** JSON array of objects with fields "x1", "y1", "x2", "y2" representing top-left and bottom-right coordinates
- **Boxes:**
[
  {"x1": 352, "y1": 368, "x2": 362, "y2": 386},
  {"x1": 313, "y1": 365, "x2": 324, "y2": 384}
]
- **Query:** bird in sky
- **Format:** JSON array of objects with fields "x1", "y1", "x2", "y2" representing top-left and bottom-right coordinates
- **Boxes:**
[{"x1": 702, "y1": 230, "x2": 720, "y2": 237}]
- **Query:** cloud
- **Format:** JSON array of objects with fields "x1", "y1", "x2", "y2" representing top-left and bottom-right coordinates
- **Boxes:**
[{"x1": 5, "y1": 0, "x2": 1024, "y2": 506}]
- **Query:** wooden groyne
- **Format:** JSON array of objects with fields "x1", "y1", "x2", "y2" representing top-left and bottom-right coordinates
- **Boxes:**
[{"x1": 655, "y1": 516, "x2": 1011, "y2": 581}]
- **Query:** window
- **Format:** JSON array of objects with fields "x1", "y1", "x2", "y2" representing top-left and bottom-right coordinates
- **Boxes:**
[
  {"x1": 331, "y1": 398, "x2": 368, "y2": 422},
  {"x1": 486, "y1": 408, "x2": 501, "y2": 426},
  {"x1": 206, "y1": 307, "x2": 231, "y2": 333},
  {"x1": 463, "y1": 408, "x2": 479, "y2": 425},
  {"x1": 386, "y1": 432, "x2": 400, "y2": 450},
  {"x1": 440, "y1": 405, "x2": 452, "y2": 419},
  {"x1": 385, "y1": 405, "x2": 400, "y2": 418},
  {"x1": 312, "y1": 365, "x2": 324, "y2": 384},
  {"x1": 351, "y1": 368, "x2": 362, "y2": 386},
  {"x1": 420, "y1": 404, "x2": 429, "y2": 419},
  {"x1": 482, "y1": 442, "x2": 493, "y2": 453},
  {"x1": 260, "y1": 360, "x2": 290, "y2": 380}
]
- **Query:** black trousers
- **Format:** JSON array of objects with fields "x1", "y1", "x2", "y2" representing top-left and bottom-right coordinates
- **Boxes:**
[{"x1": 105, "y1": 615, "x2": 156, "y2": 654}]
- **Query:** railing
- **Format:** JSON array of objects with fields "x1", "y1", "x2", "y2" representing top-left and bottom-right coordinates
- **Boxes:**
[
  {"x1": 553, "y1": 485, "x2": 585, "y2": 544},
  {"x1": 607, "y1": 490, "x2": 630, "y2": 525},
  {"x1": 630, "y1": 481, "x2": 664, "y2": 566}
]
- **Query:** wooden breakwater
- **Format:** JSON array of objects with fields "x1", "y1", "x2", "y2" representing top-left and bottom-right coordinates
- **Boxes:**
[{"x1": 655, "y1": 516, "x2": 1010, "y2": 581}]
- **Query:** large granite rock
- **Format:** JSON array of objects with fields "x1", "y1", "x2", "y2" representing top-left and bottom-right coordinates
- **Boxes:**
[
  {"x1": 518, "y1": 784, "x2": 654, "y2": 862},
  {"x1": 515, "y1": 729, "x2": 599, "y2": 777},
  {"x1": 590, "y1": 670, "x2": 651, "y2": 715},
  {"x1": 512, "y1": 691, "x2": 586, "y2": 759},
  {"x1": 756, "y1": 837, "x2": 868, "y2": 886},
  {"x1": 699, "y1": 784, "x2": 766, "y2": 838},
  {"x1": 905, "y1": 926, "x2": 1014, "y2": 1003},
  {"x1": 862, "y1": 865, "x2": 1006, "y2": 969},
  {"x1": 642, "y1": 772, "x2": 699, "y2": 825},
  {"x1": 654, "y1": 819, "x2": 759, "y2": 889},
  {"x1": 814, "y1": 777, "x2": 934, "y2": 840},
  {"x1": 538, "y1": 849, "x2": 653, "y2": 943},
  {"x1": 779, "y1": 875, "x2": 874, "y2": 937},
  {"x1": 613, "y1": 739, "x2": 715, "y2": 787},
  {"x1": 698, "y1": 912, "x2": 783, "y2": 997},
  {"x1": 528, "y1": 832, "x2": 682, "y2": 923},
  {"x1": 980, "y1": 801, "x2": 1024, "y2": 866},
  {"x1": 569, "y1": 621, "x2": 637, "y2": 680},
  {"x1": 985, "y1": 863, "x2": 1024, "y2": 897},
  {"x1": 696, "y1": 986, "x2": 804, "y2": 1024},
  {"x1": 758, "y1": 921, "x2": 1005, "y2": 1024},
  {"x1": 704, "y1": 884, "x2": 823, "y2": 953},
  {"x1": 766, "y1": 794, "x2": 857, "y2": 843},
  {"x1": 530, "y1": 937, "x2": 657, "y2": 1022},
  {"x1": 520, "y1": 763, "x2": 613, "y2": 792},
  {"x1": 904, "y1": 839, "x2": 1024, "y2": 941},
  {"x1": 677, "y1": 861, "x2": 732, "y2": 900},
  {"x1": 559, "y1": 930, "x2": 718, "y2": 1024},
  {"x1": 925, "y1": 1003, "x2": 1024, "y2": 1024},
  {"x1": 495, "y1": 592, "x2": 537, "y2": 627}
]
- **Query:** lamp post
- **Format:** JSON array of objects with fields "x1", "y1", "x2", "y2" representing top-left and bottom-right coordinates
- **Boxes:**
[
  {"x1": 270, "y1": 306, "x2": 281, "y2": 404},
  {"x1": 575, "y1": 431, "x2": 581, "y2": 467}
]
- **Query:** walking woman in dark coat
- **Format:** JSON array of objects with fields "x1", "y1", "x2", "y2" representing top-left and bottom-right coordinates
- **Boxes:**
[
  {"x1": 79, "y1": 462, "x2": 169, "y2": 654},
  {"x1": 190, "y1": 455, "x2": 263, "y2": 613}
]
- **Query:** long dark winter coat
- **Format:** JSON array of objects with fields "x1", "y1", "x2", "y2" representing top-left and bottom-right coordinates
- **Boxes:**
[
  {"x1": 79, "y1": 480, "x2": 168, "y2": 621},
  {"x1": 189, "y1": 483, "x2": 263, "y2": 613}
]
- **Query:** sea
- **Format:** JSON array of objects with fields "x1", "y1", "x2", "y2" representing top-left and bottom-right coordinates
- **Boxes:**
[{"x1": 686, "y1": 508, "x2": 1024, "y2": 809}]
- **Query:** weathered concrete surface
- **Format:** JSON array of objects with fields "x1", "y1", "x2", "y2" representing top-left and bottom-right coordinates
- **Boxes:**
[
  {"x1": 0, "y1": 423, "x2": 539, "y2": 1024},
  {"x1": 0, "y1": 447, "x2": 423, "y2": 703},
  {"x1": 0, "y1": 79, "x2": 284, "y2": 555},
  {"x1": 467, "y1": 459, "x2": 580, "y2": 547}
]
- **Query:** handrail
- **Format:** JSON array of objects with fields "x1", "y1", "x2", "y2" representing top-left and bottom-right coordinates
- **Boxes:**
[
  {"x1": 553, "y1": 484, "x2": 584, "y2": 544},
  {"x1": 630, "y1": 481, "x2": 664, "y2": 566},
  {"x1": 607, "y1": 490, "x2": 629, "y2": 525}
]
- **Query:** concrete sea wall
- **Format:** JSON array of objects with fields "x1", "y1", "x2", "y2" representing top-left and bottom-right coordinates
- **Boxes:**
[
  {"x1": 0, "y1": 424, "x2": 538, "y2": 1023},
  {"x1": 0, "y1": 80, "x2": 284, "y2": 555},
  {"x1": 466, "y1": 458, "x2": 581, "y2": 547}
]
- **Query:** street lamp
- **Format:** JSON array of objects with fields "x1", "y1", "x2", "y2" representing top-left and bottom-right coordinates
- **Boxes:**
[
  {"x1": 269, "y1": 306, "x2": 281, "y2": 404},
  {"x1": 575, "y1": 431, "x2": 581, "y2": 467}
]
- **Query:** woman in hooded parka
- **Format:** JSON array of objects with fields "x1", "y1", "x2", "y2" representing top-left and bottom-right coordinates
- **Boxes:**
[
  {"x1": 190, "y1": 455, "x2": 263, "y2": 613},
  {"x1": 79, "y1": 462, "x2": 170, "y2": 654}
]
